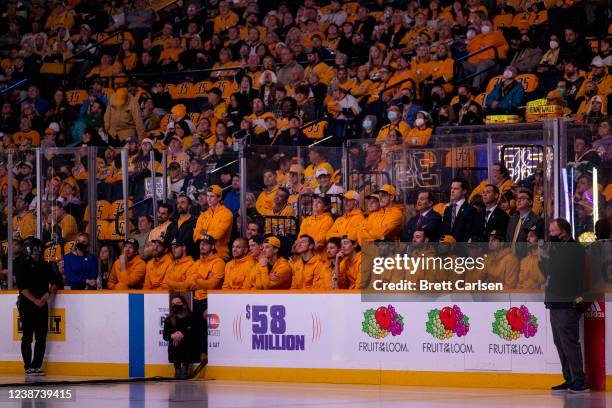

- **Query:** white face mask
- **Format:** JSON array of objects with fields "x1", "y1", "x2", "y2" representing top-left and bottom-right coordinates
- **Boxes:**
[
  {"x1": 387, "y1": 111, "x2": 399, "y2": 122},
  {"x1": 415, "y1": 118, "x2": 425, "y2": 127},
  {"x1": 362, "y1": 119, "x2": 372, "y2": 130},
  {"x1": 481, "y1": 25, "x2": 491, "y2": 35},
  {"x1": 549, "y1": 40, "x2": 559, "y2": 49},
  {"x1": 466, "y1": 30, "x2": 476, "y2": 40},
  {"x1": 503, "y1": 69, "x2": 514, "y2": 79}
]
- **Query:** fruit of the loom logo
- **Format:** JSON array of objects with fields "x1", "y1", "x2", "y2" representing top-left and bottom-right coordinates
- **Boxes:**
[
  {"x1": 426, "y1": 305, "x2": 470, "y2": 340},
  {"x1": 362, "y1": 305, "x2": 404, "y2": 339},
  {"x1": 492, "y1": 305, "x2": 538, "y2": 340}
]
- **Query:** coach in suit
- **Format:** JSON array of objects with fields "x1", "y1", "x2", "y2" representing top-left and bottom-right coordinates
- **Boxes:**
[
  {"x1": 442, "y1": 178, "x2": 477, "y2": 242},
  {"x1": 401, "y1": 190, "x2": 442, "y2": 242},
  {"x1": 474, "y1": 184, "x2": 509, "y2": 241},
  {"x1": 506, "y1": 188, "x2": 543, "y2": 255}
]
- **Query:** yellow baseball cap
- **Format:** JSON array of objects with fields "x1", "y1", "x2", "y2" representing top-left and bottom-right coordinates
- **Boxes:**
[
  {"x1": 365, "y1": 193, "x2": 380, "y2": 200},
  {"x1": 264, "y1": 236, "x2": 281, "y2": 248},
  {"x1": 207, "y1": 185, "x2": 222, "y2": 197},
  {"x1": 377, "y1": 184, "x2": 397, "y2": 196}
]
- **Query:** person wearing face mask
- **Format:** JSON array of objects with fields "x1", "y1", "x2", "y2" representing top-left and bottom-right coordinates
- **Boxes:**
[
  {"x1": 359, "y1": 115, "x2": 378, "y2": 139},
  {"x1": 509, "y1": 33, "x2": 543, "y2": 73},
  {"x1": 376, "y1": 105, "x2": 410, "y2": 144},
  {"x1": 163, "y1": 294, "x2": 199, "y2": 379},
  {"x1": 404, "y1": 111, "x2": 432, "y2": 146},
  {"x1": 63, "y1": 233, "x2": 98, "y2": 290},
  {"x1": 538, "y1": 218, "x2": 589, "y2": 393},
  {"x1": 15, "y1": 238, "x2": 59, "y2": 377},
  {"x1": 453, "y1": 84, "x2": 484, "y2": 125},
  {"x1": 485, "y1": 66, "x2": 525, "y2": 114},
  {"x1": 464, "y1": 20, "x2": 509, "y2": 90},
  {"x1": 540, "y1": 35, "x2": 561, "y2": 66}
]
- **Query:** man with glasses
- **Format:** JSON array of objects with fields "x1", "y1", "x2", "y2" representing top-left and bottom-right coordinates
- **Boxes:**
[{"x1": 506, "y1": 188, "x2": 542, "y2": 256}]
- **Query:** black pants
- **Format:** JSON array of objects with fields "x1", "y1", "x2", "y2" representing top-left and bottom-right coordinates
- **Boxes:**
[
  {"x1": 550, "y1": 308, "x2": 586, "y2": 384},
  {"x1": 18, "y1": 301, "x2": 48, "y2": 370},
  {"x1": 193, "y1": 299, "x2": 208, "y2": 356}
]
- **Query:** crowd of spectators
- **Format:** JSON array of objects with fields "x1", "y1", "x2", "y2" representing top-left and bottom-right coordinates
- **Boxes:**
[{"x1": 0, "y1": 0, "x2": 611, "y2": 291}]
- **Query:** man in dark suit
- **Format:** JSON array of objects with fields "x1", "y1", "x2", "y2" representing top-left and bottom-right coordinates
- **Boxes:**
[
  {"x1": 402, "y1": 190, "x2": 442, "y2": 242},
  {"x1": 506, "y1": 189, "x2": 543, "y2": 251},
  {"x1": 474, "y1": 184, "x2": 509, "y2": 241},
  {"x1": 442, "y1": 178, "x2": 477, "y2": 242}
]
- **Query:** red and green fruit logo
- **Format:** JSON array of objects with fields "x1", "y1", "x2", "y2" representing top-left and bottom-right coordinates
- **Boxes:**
[
  {"x1": 426, "y1": 305, "x2": 470, "y2": 340},
  {"x1": 362, "y1": 305, "x2": 404, "y2": 339},
  {"x1": 493, "y1": 306, "x2": 538, "y2": 341}
]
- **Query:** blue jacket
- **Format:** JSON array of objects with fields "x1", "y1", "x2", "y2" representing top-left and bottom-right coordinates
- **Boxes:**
[
  {"x1": 223, "y1": 189, "x2": 241, "y2": 214},
  {"x1": 63, "y1": 252, "x2": 98, "y2": 289},
  {"x1": 485, "y1": 80, "x2": 524, "y2": 114}
]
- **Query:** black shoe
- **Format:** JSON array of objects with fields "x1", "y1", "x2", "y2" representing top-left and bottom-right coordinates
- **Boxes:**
[
  {"x1": 551, "y1": 382, "x2": 570, "y2": 392},
  {"x1": 568, "y1": 381, "x2": 590, "y2": 393},
  {"x1": 180, "y1": 365, "x2": 190, "y2": 380},
  {"x1": 25, "y1": 368, "x2": 37, "y2": 376}
]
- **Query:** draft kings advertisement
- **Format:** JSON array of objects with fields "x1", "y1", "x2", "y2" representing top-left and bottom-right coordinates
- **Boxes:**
[{"x1": 208, "y1": 294, "x2": 559, "y2": 374}]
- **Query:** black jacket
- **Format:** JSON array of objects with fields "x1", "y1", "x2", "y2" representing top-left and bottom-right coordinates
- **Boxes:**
[
  {"x1": 401, "y1": 210, "x2": 443, "y2": 242},
  {"x1": 541, "y1": 238, "x2": 585, "y2": 308},
  {"x1": 474, "y1": 206, "x2": 509, "y2": 241},
  {"x1": 15, "y1": 255, "x2": 58, "y2": 307},
  {"x1": 163, "y1": 313, "x2": 200, "y2": 364},
  {"x1": 442, "y1": 201, "x2": 477, "y2": 242},
  {"x1": 173, "y1": 215, "x2": 197, "y2": 259}
]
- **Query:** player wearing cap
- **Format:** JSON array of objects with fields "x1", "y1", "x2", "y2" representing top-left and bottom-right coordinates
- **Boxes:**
[
  {"x1": 303, "y1": 147, "x2": 334, "y2": 189},
  {"x1": 256, "y1": 169, "x2": 279, "y2": 215},
  {"x1": 190, "y1": 235, "x2": 226, "y2": 299},
  {"x1": 290, "y1": 235, "x2": 333, "y2": 290},
  {"x1": 335, "y1": 234, "x2": 362, "y2": 289},
  {"x1": 304, "y1": 48, "x2": 334, "y2": 85},
  {"x1": 194, "y1": 185, "x2": 234, "y2": 260},
  {"x1": 484, "y1": 230, "x2": 519, "y2": 289},
  {"x1": 517, "y1": 225, "x2": 546, "y2": 289},
  {"x1": 313, "y1": 167, "x2": 344, "y2": 214},
  {"x1": 298, "y1": 195, "x2": 334, "y2": 255},
  {"x1": 326, "y1": 191, "x2": 365, "y2": 240},
  {"x1": 359, "y1": 185, "x2": 404, "y2": 243},
  {"x1": 222, "y1": 238, "x2": 257, "y2": 290},
  {"x1": 143, "y1": 238, "x2": 173, "y2": 290},
  {"x1": 255, "y1": 236, "x2": 293, "y2": 289},
  {"x1": 163, "y1": 238, "x2": 196, "y2": 291},
  {"x1": 108, "y1": 239, "x2": 146, "y2": 289}
]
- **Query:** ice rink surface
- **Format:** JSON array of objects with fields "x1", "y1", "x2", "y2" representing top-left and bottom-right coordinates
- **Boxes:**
[{"x1": 0, "y1": 377, "x2": 610, "y2": 408}]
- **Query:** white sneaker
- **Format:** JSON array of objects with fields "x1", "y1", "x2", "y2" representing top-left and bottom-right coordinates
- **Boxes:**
[{"x1": 32, "y1": 368, "x2": 46, "y2": 377}]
